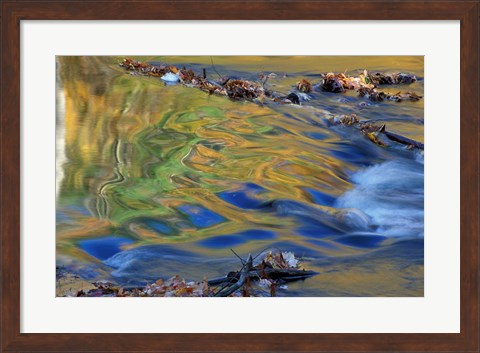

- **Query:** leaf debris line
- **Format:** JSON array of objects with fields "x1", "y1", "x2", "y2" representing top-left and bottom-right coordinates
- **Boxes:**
[
  {"x1": 321, "y1": 70, "x2": 422, "y2": 102},
  {"x1": 119, "y1": 58, "x2": 422, "y2": 105},
  {"x1": 119, "y1": 58, "x2": 298, "y2": 104},
  {"x1": 60, "y1": 249, "x2": 317, "y2": 297},
  {"x1": 119, "y1": 58, "x2": 424, "y2": 149}
]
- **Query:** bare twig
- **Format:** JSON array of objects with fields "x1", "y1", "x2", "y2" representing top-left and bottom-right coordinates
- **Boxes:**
[
  {"x1": 230, "y1": 248, "x2": 246, "y2": 265},
  {"x1": 210, "y1": 56, "x2": 223, "y2": 80}
]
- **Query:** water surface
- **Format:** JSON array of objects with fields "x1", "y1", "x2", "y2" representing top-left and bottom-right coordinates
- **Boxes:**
[{"x1": 56, "y1": 56, "x2": 424, "y2": 296}]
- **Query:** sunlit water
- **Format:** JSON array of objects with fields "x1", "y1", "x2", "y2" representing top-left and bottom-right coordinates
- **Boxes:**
[{"x1": 56, "y1": 56, "x2": 424, "y2": 296}]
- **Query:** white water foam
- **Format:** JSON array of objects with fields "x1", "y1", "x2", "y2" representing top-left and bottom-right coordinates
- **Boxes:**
[{"x1": 336, "y1": 159, "x2": 424, "y2": 238}]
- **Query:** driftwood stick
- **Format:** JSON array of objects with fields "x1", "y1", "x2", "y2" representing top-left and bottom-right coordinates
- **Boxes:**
[
  {"x1": 208, "y1": 275, "x2": 234, "y2": 286},
  {"x1": 329, "y1": 115, "x2": 424, "y2": 150},
  {"x1": 230, "y1": 248, "x2": 246, "y2": 265},
  {"x1": 208, "y1": 265, "x2": 318, "y2": 288},
  {"x1": 250, "y1": 268, "x2": 317, "y2": 281},
  {"x1": 384, "y1": 131, "x2": 424, "y2": 149},
  {"x1": 210, "y1": 275, "x2": 239, "y2": 296},
  {"x1": 214, "y1": 254, "x2": 253, "y2": 297}
]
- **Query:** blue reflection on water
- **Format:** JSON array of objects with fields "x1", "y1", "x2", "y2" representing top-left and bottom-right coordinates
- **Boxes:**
[
  {"x1": 144, "y1": 219, "x2": 173, "y2": 234},
  {"x1": 219, "y1": 183, "x2": 268, "y2": 209},
  {"x1": 305, "y1": 188, "x2": 336, "y2": 207},
  {"x1": 334, "y1": 234, "x2": 388, "y2": 248},
  {"x1": 178, "y1": 205, "x2": 225, "y2": 228},
  {"x1": 304, "y1": 131, "x2": 329, "y2": 140},
  {"x1": 79, "y1": 236, "x2": 134, "y2": 260},
  {"x1": 198, "y1": 229, "x2": 276, "y2": 249}
]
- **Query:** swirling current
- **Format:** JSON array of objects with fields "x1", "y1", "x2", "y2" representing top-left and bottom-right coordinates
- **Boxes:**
[{"x1": 56, "y1": 56, "x2": 424, "y2": 296}]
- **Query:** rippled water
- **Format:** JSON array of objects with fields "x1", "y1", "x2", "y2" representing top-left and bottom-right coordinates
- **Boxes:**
[{"x1": 56, "y1": 56, "x2": 424, "y2": 296}]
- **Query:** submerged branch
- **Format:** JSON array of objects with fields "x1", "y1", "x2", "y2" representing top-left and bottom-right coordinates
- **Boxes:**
[
  {"x1": 209, "y1": 250, "x2": 318, "y2": 297},
  {"x1": 328, "y1": 114, "x2": 424, "y2": 150}
]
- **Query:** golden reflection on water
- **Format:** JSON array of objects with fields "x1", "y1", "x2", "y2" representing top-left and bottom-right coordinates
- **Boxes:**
[{"x1": 56, "y1": 56, "x2": 424, "y2": 296}]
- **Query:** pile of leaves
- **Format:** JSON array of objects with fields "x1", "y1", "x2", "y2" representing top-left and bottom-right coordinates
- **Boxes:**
[
  {"x1": 120, "y1": 58, "x2": 177, "y2": 78},
  {"x1": 296, "y1": 79, "x2": 313, "y2": 93},
  {"x1": 209, "y1": 250, "x2": 316, "y2": 297},
  {"x1": 74, "y1": 277, "x2": 210, "y2": 297},
  {"x1": 331, "y1": 114, "x2": 389, "y2": 146},
  {"x1": 119, "y1": 58, "x2": 298, "y2": 104},
  {"x1": 223, "y1": 79, "x2": 265, "y2": 100},
  {"x1": 367, "y1": 71, "x2": 417, "y2": 85},
  {"x1": 129, "y1": 276, "x2": 209, "y2": 297},
  {"x1": 264, "y1": 250, "x2": 299, "y2": 268},
  {"x1": 358, "y1": 86, "x2": 422, "y2": 102},
  {"x1": 329, "y1": 114, "x2": 424, "y2": 149},
  {"x1": 65, "y1": 250, "x2": 315, "y2": 297},
  {"x1": 321, "y1": 70, "x2": 422, "y2": 102},
  {"x1": 322, "y1": 72, "x2": 371, "y2": 93}
]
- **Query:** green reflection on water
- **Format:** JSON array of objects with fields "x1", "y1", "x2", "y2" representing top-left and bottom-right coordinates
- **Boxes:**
[{"x1": 56, "y1": 56, "x2": 424, "y2": 296}]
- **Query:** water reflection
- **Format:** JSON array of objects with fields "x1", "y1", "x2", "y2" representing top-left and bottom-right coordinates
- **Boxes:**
[{"x1": 56, "y1": 56, "x2": 424, "y2": 296}]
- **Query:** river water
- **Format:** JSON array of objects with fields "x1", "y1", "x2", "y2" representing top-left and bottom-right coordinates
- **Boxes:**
[{"x1": 56, "y1": 56, "x2": 424, "y2": 296}]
